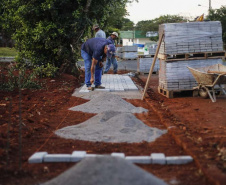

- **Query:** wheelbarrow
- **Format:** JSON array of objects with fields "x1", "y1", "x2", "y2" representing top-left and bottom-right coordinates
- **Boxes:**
[{"x1": 187, "y1": 64, "x2": 226, "y2": 102}]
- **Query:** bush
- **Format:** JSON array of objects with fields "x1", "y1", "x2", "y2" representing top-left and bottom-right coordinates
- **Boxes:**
[
  {"x1": 0, "y1": 65, "x2": 41, "y2": 91},
  {"x1": 34, "y1": 63, "x2": 58, "y2": 78}
]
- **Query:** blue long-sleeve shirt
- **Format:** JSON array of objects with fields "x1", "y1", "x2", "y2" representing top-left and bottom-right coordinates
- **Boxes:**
[
  {"x1": 95, "y1": 29, "x2": 106, "y2": 39},
  {"x1": 81, "y1": 38, "x2": 112, "y2": 61}
]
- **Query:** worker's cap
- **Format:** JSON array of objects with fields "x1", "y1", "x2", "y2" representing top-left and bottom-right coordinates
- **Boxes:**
[
  {"x1": 107, "y1": 44, "x2": 116, "y2": 58},
  {"x1": 93, "y1": 24, "x2": 99, "y2": 30},
  {"x1": 111, "y1": 32, "x2": 118, "y2": 38}
]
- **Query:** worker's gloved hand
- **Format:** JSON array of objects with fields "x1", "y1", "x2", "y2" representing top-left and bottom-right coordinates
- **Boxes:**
[
  {"x1": 99, "y1": 62, "x2": 104, "y2": 68},
  {"x1": 90, "y1": 77, "x2": 94, "y2": 84}
]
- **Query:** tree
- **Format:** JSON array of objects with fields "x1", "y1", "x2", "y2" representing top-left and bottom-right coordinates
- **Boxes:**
[
  {"x1": 207, "y1": 6, "x2": 226, "y2": 45},
  {"x1": 2, "y1": 0, "x2": 136, "y2": 72},
  {"x1": 135, "y1": 15, "x2": 187, "y2": 41},
  {"x1": 136, "y1": 15, "x2": 187, "y2": 32},
  {"x1": 120, "y1": 18, "x2": 134, "y2": 31}
]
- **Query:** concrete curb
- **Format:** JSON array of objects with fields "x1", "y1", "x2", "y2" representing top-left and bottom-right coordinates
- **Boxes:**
[{"x1": 28, "y1": 151, "x2": 193, "y2": 165}]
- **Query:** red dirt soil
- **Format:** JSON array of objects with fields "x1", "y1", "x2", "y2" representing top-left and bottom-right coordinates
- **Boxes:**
[{"x1": 0, "y1": 68, "x2": 225, "y2": 185}]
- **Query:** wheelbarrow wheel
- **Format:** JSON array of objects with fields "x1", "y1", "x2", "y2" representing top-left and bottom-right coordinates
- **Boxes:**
[{"x1": 199, "y1": 88, "x2": 209, "y2": 99}]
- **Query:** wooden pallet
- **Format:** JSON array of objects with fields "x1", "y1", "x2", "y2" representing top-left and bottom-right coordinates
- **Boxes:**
[
  {"x1": 158, "y1": 87, "x2": 198, "y2": 98},
  {"x1": 138, "y1": 71, "x2": 159, "y2": 75},
  {"x1": 158, "y1": 51, "x2": 225, "y2": 62},
  {"x1": 138, "y1": 54, "x2": 155, "y2": 58},
  {"x1": 123, "y1": 58, "x2": 137, "y2": 61}
]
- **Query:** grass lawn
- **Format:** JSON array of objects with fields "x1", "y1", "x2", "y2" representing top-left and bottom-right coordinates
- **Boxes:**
[{"x1": 0, "y1": 47, "x2": 18, "y2": 57}]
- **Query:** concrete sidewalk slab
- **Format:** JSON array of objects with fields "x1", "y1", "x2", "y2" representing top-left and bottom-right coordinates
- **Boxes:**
[
  {"x1": 79, "y1": 74, "x2": 138, "y2": 93},
  {"x1": 73, "y1": 74, "x2": 143, "y2": 100}
]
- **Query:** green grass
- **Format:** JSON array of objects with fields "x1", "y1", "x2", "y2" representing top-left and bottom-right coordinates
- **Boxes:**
[{"x1": 0, "y1": 47, "x2": 18, "y2": 57}]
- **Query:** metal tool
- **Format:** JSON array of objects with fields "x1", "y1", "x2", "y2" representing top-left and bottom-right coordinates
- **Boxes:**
[{"x1": 91, "y1": 83, "x2": 95, "y2": 91}]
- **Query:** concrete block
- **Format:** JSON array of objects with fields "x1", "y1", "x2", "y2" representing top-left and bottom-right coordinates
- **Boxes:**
[
  {"x1": 126, "y1": 156, "x2": 152, "y2": 164},
  {"x1": 166, "y1": 156, "x2": 193, "y2": 165},
  {"x1": 151, "y1": 153, "x2": 166, "y2": 164},
  {"x1": 71, "y1": 151, "x2": 86, "y2": 162},
  {"x1": 85, "y1": 154, "x2": 102, "y2": 158},
  {"x1": 95, "y1": 89, "x2": 111, "y2": 92},
  {"x1": 28, "y1": 152, "x2": 48, "y2": 163},
  {"x1": 111, "y1": 153, "x2": 125, "y2": 158},
  {"x1": 43, "y1": 154, "x2": 71, "y2": 162}
]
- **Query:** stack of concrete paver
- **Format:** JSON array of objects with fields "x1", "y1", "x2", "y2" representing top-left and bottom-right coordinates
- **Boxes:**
[
  {"x1": 122, "y1": 46, "x2": 138, "y2": 60},
  {"x1": 158, "y1": 21, "x2": 224, "y2": 93},
  {"x1": 159, "y1": 59, "x2": 224, "y2": 90},
  {"x1": 149, "y1": 44, "x2": 157, "y2": 55},
  {"x1": 138, "y1": 58, "x2": 160, "y2": 74},
  {"x1": 159, "y1": 21, "x2": 223, "y2": 55},
  {"x1": 116, "y1": 47, "x2": 123, "y2": 59}
]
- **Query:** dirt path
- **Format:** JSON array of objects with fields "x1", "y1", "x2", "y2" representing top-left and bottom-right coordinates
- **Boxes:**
[
  {"x1": 0, "y1": 70, "x2": 224, "y2": 185},
  {"x1": 135, "y1": 74, "x2": 226, "y2": 185}
]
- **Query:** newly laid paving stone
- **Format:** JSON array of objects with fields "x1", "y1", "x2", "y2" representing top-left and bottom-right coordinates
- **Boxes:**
[
  {"x1": 151, "y1": 153, "x2": 166, "y2": 165},
  {"x1": 71, "y1": 151, "x2": 86, "y2": 162},
  {"x1": 43, "y1": 154, "x2": 71, "y2": 162},
  {"x1": 166, "y1": 156, "x2": 193, "y2": 165},
  {"x1": 28, "y1": 152, "x2": 47, "y2": 163},
  {"x1": 69, "y1": 93, "x2": 147, "y2": 114},
  {"x1": 126, "y1": 156, "x2": 152, "y2": 164},
  {"x1": 55, "y1": 111, "x2": 167, "y2": 143},
  {"x1": 111, "y1": 153, "x2": 125, "y2": 158},
  {"x1": 79, "y1": 74, "x2": 138, "y2": 93},
  {"x1": 42, "y1": 156, "x2": 168, "y2": 185}
]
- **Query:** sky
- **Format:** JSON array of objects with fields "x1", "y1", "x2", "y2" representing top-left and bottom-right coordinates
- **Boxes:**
[{"x1": 126, "y1": 0, "x2": 226, "y2": 24}]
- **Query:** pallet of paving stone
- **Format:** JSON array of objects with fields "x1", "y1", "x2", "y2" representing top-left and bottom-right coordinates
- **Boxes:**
[
  {"x1": 122, "y1": 52, "x2": 137, "y2": 60},
  {"x1": 158, "y1": 21, "x2": 224, "y2": 55},
  {"x1": 158, "y1": 51, "x2": 225, "y2": 62},
  {"x1": 137, "y1": 58, "x2": 160, "y2": 74},
  {"x1": 158, "y1": 58, "x2": 224, "y2": 92},
  {"x1": 116, "y1": 47, "x2": 123, "y2": 53},
  {"x1": 122, "y1": 46, "x2": 138, "y2": 52},
  {"x1": 116, "y1": 52, "x2": 123, "y2": 58},
  {"x1": 149, "y1": 44, "x2": 157, "y2": 55}
]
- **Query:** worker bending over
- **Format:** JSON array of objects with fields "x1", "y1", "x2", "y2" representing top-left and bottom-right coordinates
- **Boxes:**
[{"x1": 81, "y1": 38, "x2": 115, "y2": 90}]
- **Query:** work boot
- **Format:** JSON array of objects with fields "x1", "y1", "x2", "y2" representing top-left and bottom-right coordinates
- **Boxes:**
[
  {"x1": 95, "y1": 85, "x2": 105, "y2": 89},
  {"x1": 87, "y1": 86, "x2": 94, "y2": 90}
]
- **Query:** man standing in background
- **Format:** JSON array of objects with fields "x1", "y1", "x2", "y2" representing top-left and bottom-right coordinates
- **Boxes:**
[
  {"x1": 93, "y1": 24, "x2": 106, "y2": 38},
  {"x1": 104, "y1": 32, "x2": 118, "y2": 74}
]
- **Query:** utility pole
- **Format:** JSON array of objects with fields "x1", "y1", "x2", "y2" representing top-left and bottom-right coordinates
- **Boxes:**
[{"x1": 209, "y1": 0, "x2": 212, "y2": 12}]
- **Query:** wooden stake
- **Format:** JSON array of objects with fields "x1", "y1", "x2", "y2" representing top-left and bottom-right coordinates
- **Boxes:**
[{"x1": 141, "y1": 33, "x2": 164, "y2": 100}]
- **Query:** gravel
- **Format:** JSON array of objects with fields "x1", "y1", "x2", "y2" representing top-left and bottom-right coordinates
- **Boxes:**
[
  {"x1": 55, "y1": 111, "x2": 167, "y2": 143},
  {"x1": 69, "y1": 93, "x2": 147, "y2": 113},
  {"x1": 42, "y1": 156, "x2": 168, "y2": 185}
]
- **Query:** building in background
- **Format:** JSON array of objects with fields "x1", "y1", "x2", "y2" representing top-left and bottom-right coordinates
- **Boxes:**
[
  {"x1": 119, "y1": 30, "x2": 157, "y2": 54},
  {"x1": 119, "y1": 30, "x2": 158, "y2": 46}
]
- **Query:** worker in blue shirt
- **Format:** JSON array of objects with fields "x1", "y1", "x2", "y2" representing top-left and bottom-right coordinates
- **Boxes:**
[
  {"x1": 81, "y1": 38, "x2": 115, "y2": 90},
  {"x1": 104, "y1": 32, "x2": 118, "y2": 74},
  {"x1": 93, "y1": 24, "x2": 106, "y2": 38}
]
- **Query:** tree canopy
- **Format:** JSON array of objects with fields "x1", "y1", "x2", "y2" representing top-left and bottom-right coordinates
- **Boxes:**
[
  {"x1": 135, "y1": 15, "x2": 187, "y2": 41},
  {"x1": 136, "y1": 15, "x2": 187, "y2": 32},
  {"x1": 207, "y1": 6, "x2": 226, "y2": 45},
  {"x1": 1, "y1": 0, "x2": 136, "y2": 70}
]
